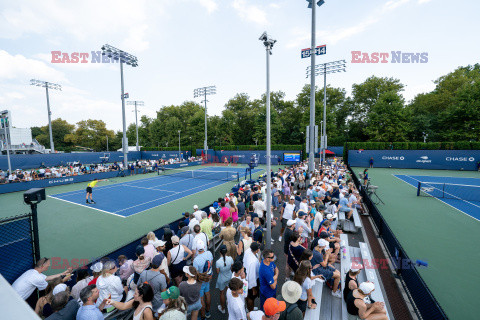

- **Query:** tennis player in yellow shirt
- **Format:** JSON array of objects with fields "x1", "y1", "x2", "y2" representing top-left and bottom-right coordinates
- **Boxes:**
[{"x1": 86, "y1": 179, "x2": 105, "y2": 204}]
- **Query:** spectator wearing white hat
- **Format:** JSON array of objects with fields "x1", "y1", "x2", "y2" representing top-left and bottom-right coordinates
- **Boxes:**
[
  {"x1": 87, "y1": 262, "x2": 103, "y2": 286},
  {"x1": 179, "y1": 266, "x2": 203, "y2": 320},
  {"x1": 193, "y1": 205, "x2": 203, "y2": 221},
  {"x1": 346, "y1": 282, "x2": 387, "y2": 320},
  {"x1": 153, "y1": 240, "x2": 171, "y2": 284},
  {"x1": 192, "y1": 224, "x2": 209, "y2": 257},
  {"x1": 279, "y1": 196, "x2": 297, "y2": 241},
  {"x1": 96, "y1": 260, "x2": 125, "y2": 308},
  {"x1": 311, "y1": 238, "x2": 341, "y2": 297},
  {"x1": 283, "y1": 219, "x2": 297, "y2": 276},
  {"x1": 343, "y1": 262, "x2": 363, "y2": 303},
  {"x1": 278, "y1": 281, "x2": 303, "y2": 320},
  {"x1": 168, "y1": 235, "x2": 193, "y2": 286}
]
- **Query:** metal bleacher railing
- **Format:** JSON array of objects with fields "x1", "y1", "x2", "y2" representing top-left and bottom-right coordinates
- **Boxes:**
[{"x1": 348, "y1": 165, "x2": 448, "y2": 320}]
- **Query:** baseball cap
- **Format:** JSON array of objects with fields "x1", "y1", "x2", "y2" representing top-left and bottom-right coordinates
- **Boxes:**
[
  {"x1": 326, "y1": 213, "x2": 333, "y2": 219},
  {"x1": 349, "y1": 262, "x2": 363, "y2": 272},
  {"x1": 310, "y1": 200, "x2": 315, "y2": 204},
  {"x1": 286, "y1": 219, "x2": 296, "y2": 227},
  {"x1": 317, "y1": 204, "x2": 327, "y2": 211},
  {"x1": 209, "y1": 207, "x2": 216, "y2": 214},
  {"x1": 136, "y1": 245, "x2": 145, "y2": 256},
  {"x1": 193, "y1": 205, "x2": 199, "y2": 210},
  {"x1": 359, "y1": 282, "x2": 375, "y2": 295},
  {"x1": 317, "y1": 239, "x2": 330, "y2": 248},
  {"x1": 161, "y1": 286, "x2": 180, "y2": 300},
  {"x1": 183, "y1": 266, "x2": 195, "y2": 277},
  {"x1": 151, "y1": 254, "x2": 164, "y2": 268},
  {"x1": 153, "y1": 240, "x2": 166, "y2": 248},
  {"x1": 213, "y1": 202, "x2": 219, "y2": 208},
  {"x1": 90, "y1": 262, "x2": 103, "y2": 273},
  {"x1": 52, "y1": 283, "x2": 67, "y2": 296},
  {"x1": 290, "y1": 196, "x2": 295, "y2": 200},
  {"x1": 196, "y1": 239, "x2": 206, "y2": 252},
  {"x1": 263, "y1": 298, "x2": 286, "y2": 316},
  {"x1": 331, "y1": 197, "x2": 339, "y2": 203},
  {"x1": 239, "y1": 187, "x2": 244, "y2": 191},
  {"x1": 298, "y1": 210, "x2": 307, "y2": 217},
  {"x1": 171, "y1": 235, "x2": 180, "y2": 244}
]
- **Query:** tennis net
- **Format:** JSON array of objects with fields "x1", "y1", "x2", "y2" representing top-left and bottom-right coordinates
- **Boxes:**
[
  {"x1": 416, "y1": 181, "x2": 480, "y2": 202},
  {"x1": 158, "y1": 168, "x2": 240, "y2": 182}
]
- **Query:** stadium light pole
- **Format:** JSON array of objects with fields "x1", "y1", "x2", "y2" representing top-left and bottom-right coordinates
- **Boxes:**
[
  {"x1": 178, "y1": 130, "x2": 181, "y2": 162},
  {"x1": 194, "y1": 86, "x2": 216, "y2": 156},
  {"x1": 259, "y1": 31, "x2": 276, "y2": 249},
  {"x1": 106, "y1": 135, "x2": 109, "y2": 152},
  {"x1": 30, "y1": 80, "x2": 62, "y2": 153},
  {"x1": 127, "y1": 101, "x2": 144, "y2": 151},
  {"x1": 307, "y1": 59, "x2": 346, "y2": 166},
  {"x1": 305, "y1": 0, "x2": 325, "y2": 174},
  {"x1": 101, "y1": 44, "x2": 138, "y2": 168}
]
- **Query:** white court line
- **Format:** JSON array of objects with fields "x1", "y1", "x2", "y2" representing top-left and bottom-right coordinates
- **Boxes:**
[
  {"x1": 122, "y1": 184, "x2": 178, "y2": 192},
  {"x1": 393, "y1": 175, "x2": 480, "y2": 222},
  {"x1": 47, "y1": 195, "x2": 127, "y2": 218},
  {"x1": 114, "y1": 179, "x2": 231, "y2": 217}
]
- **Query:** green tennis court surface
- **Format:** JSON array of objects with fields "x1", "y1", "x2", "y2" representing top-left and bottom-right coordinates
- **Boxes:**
[
  {"x1": 0, "y1": 165, "x2": 269, "y2": 276},
  {"x1": 353, "y1": 167, "x2": 480, "y2": 320}
]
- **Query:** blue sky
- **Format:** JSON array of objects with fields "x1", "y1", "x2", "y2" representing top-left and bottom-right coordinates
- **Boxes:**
[{"x1": 0, "y1": 0, "x2": 478, "y2": 131}]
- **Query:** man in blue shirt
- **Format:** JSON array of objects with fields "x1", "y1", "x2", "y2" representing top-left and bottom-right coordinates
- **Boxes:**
[
  {"x1": 338, "y1": 194, "x2": 353, "y2": 220},
  {"x1": 76, "y1": 285, "x2": 107, "y2": 320},
  {"x1": 259, "y1": 249, "x2": 278, "y2": 312},
  {"x1": 193, "y1": 240, "x2": 214, "y2": 319}
]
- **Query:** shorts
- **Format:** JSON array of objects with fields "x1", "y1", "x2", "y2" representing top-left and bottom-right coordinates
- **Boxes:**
[
  {"x1": 86, "y1": 187, "x2": 93, "y2": 193},
  {"x1": 187, "y1": 299, "x2": 202, "y2": 314},
  {"x1": 297, "y1": 299, "x2": 307, "y2": 313},
  {"x1": 281, "y1": 218, "x2": 288, "y2": 228},
  {"x1": 329, "y1": 241, "x2": 336, "y2": 250},
  {"x1": 170, "y1": 261, "x2": 186, "y2": 279},
  {"x1": 248, "y1": 286, "x2": 259, "y2": 299},
  {"x1": 200, "y1": 281, "x2": 210, "y2": 297}
]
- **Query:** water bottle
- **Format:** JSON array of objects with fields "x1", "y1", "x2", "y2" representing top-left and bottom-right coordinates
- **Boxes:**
[{"x1": 342, "y1": 247, "x2": 347, "y2": 260}]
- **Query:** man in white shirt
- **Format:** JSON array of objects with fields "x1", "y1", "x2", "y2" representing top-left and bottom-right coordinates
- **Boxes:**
[
  {"x1": 12, "y1": 258, "x2": 72, "y2": 307},
  {"x1": 306, "y1": 184, "x2": 314, "y2": 200},
  {"x1": 299, "y1": 197, "x2": 309, "y2": 213},
  {"x1": 279, "y1": 196, "x2": 296, "y2": 241},
  {"x1": 253, "y1": 194, "x2": 266, "y2": 219},
  {"x1": 227, "y1": 278, "x2": 247, "y2": 320},
  {"x1": 192, "y1": 205, "x2": 203, "y2": 221},
  {"x1": 295, "y1": 211, "x2": 312, "y2": 247},
  {"x1": 243, "y1": 242, "x2": 261, "y2": 312}
]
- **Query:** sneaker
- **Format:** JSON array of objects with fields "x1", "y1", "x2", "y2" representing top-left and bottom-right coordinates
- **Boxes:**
[
  {"x1": 205, "y1": 312, "x2": 211, "y2": 318},
  {"x1": 91, "y1": 200, "x2": 96, "y2": 204},
  {"x1": 86, "y1": 200, "x2": 90, "y2": 204},
  {"x1": 331, "y1": 290, "x2": 342, "y2": 298},
  {"x1": 217, "y1": 306, "x2": 225, "y2": 314},
  {"x1": 278, "y1": 236, "x2": 282, "y2": 242}
]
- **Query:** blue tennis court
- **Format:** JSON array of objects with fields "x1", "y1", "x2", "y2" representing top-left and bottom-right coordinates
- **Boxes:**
[
  {"x1": 394, "y1": 174, "x2": 480, "y2": 221},
  {"x1": 49, "y1": 167, "x2": 261, "y2": 218}
]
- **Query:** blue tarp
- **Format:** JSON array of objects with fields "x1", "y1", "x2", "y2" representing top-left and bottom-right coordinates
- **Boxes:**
[{"x1": 348, "y1": 150, "x2": 480, "y2": 170}]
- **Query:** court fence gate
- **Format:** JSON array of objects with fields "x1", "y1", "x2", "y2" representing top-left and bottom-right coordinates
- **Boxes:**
[
  {"x1": 0, "y1": 212, "x2": 40, "y2": 284},
  {"x1": 349, "y1": 165, "x2": 449, "y2": 320}
]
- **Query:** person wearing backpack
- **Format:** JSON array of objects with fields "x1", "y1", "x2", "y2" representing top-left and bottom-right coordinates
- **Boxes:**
[
  {"x1": 193, "y1": 240, "x2": 213, "y2": 319},
  {"x1": 277, "y1": 281, "x2": 303, "y2": 320}
]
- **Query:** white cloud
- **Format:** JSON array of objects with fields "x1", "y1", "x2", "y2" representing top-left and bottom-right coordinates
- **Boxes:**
[
  {"x1": 0, "y1": 1, "x2": 162, "y2": 52},
  {"x1": 232, "y1": 0, "x2": 268, "y2": 26},
  {"x1": 0, "y1": 50, "x2": 67, "y2": 82},
  {"x1": 418, "y1": 0, "x2": 433, "y2": 4},
  {"x1": 197, "y1": 0, "x2": 218, "y2": 13},
  {"x1": 285, "y1": 0, "x2": 412, "y2": 48}
]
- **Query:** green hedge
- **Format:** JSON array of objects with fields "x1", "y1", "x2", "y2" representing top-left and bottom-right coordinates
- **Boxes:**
[{"x1": 345, "y1": 141, "x2": 479, "y2": 150}]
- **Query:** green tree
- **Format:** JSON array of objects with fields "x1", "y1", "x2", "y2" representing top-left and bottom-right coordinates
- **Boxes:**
[{"x1": 66, "y1": 119, "x2": 115, "y2": 151}]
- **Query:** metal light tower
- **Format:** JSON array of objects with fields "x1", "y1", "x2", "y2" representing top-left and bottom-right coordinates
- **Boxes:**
[
  {"x1": 127, "y1": 101, "x2": 144, "y2": 151},
  {"x1": 307, "y1": 59, "x2": 346, "y2": 166},
  {"x1": 30, "y1": 80, "x2": 62, "y2": 153},
  {"x1": 194, "y1": 86, "x2": 216, "y2": 155},
  {"x1": 101, "y1": 44, "x2": 138, "y2": 168},
  {"x1": 306, "y1": 0, "x2": 325, "y2": 174},
  {"x1": 178, "y1": 130, "x2": 181, "y2": 162},
  {"x1": 259, "y1": 31, "x2": 276, "y2": 249}
]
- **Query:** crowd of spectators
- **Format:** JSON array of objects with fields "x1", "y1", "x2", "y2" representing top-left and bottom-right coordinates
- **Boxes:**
[
  {"x1": 11, "y1": 159, "x2": 387, "y2": 320},
  {"x1": 0, "y1": 156, "x2": 203, "y2": 184}
]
